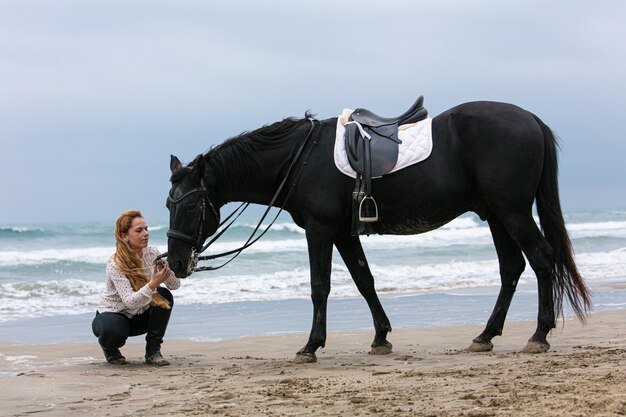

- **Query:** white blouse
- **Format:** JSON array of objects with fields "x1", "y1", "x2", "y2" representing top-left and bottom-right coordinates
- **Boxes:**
[{"x1": 98, "y1": 246, "x2": 180, "y2": 318}]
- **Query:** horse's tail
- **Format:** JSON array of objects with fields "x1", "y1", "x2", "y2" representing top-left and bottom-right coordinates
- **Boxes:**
[{"x1": 533, "y1": 115, "x2": 591, "y2": 322}]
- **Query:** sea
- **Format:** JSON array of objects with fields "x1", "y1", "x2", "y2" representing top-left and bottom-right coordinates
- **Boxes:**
[{"x1": 1, "y1": 207, "x2": 625, "y2": 344}]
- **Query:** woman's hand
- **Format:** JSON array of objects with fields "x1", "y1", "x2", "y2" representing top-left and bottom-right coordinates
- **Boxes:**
[{"x1": 148, "y1": 260, "x2": 172, "y2": 291}]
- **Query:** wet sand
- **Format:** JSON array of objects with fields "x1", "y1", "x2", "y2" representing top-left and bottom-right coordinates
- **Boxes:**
[{"x1": 1, "y1": 310, "x2": 625, "y2": 416}]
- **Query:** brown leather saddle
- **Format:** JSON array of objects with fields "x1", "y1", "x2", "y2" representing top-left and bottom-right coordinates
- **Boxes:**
[{"x1": 344, "y1": 95, "x2": 428, "y2": 235}]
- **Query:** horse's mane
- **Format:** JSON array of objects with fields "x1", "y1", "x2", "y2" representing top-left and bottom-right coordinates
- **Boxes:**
[
  {"x1": 181, "y1": 112, "x2": 315, "y2": 195},
  {"x1": 213, "y1": 111, "x2": 315, "y2": 151}
]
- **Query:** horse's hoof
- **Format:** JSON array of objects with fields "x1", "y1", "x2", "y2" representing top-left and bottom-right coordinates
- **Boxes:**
[
  {"x1": 370, "y1": 341, "x2": 393, "y2": 355},
  {"x1": 467, "y1": 341, "x2": 494, "y2": 352},
  {"x1": 522, "y1": 340, "x2": 550, "y2": 354},
  {"x1": 293, "y1": 352, "x2": 317, "y2": 363}
]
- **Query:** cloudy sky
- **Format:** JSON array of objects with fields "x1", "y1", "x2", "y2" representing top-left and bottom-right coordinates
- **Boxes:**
[{"x1": 1, "y1": 1, "x2": 625, "y2": 224}]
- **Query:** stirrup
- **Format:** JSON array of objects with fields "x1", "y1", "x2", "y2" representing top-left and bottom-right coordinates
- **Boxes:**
[{"x1": 359, "y1": 196, "x2": 379, "y2": 222}]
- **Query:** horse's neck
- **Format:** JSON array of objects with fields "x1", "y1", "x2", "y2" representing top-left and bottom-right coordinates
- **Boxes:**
[{"x1": 210, "y1": 139, "x2": 302, "y2": 206}]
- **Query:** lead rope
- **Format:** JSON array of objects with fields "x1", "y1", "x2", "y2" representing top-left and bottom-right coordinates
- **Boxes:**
[{"x1": 193, "y1": 118, "x2": 321, "y2": 271}]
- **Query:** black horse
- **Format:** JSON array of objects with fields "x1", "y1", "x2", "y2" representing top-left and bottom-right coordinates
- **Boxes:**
[{"x1": 166, "y1": 100, "x2": 590, "y2": 363}]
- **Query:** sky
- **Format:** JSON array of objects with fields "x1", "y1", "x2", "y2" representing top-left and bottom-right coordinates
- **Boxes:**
[{"x1": 1, "y1": 1, "x2": 625, "y2": 224}]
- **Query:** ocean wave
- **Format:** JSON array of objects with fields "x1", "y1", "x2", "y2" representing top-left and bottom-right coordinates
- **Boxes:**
[
  {"x1": 201, "y1": 216, "x2": 481, "y2": 241},
  {"x1": 1, "y1": 248, "x2": 624, "y2": 323},
  {"x1": 0, "y1": 261, "x2": 511, "y2": 322},
  {"x1": 0, "y1": 226, "x2": 48, "y2": 238},
  {"x1": 568, "y1": 221, "x2": 626, "y2": 238},
  {"x1": 236, "y1": 222, "x2": 305, "y2": 234},
  {"x1": 0, "y1": 279, "x2": 102, "y2": 322},
  {"x1": 0, "y1": 247, "x2": 113, "y2": 267},
  {"x1": 2, "y1": 216, "x2": 626, "y2": 267},
  {"x1": 190, "y1": 216, "x2": 626, "y2": 252}
]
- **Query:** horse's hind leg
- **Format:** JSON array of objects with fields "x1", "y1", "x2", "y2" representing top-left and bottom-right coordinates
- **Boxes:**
[
  {"x1": 500, "y1": 211, "x2": 556, "y2": 353},
  {"x1": 469, "y1": 216, "x2": 526, "y2": 352},
  {"x1": 335, "y1": 234, "x2": 393, "y2": 355}
]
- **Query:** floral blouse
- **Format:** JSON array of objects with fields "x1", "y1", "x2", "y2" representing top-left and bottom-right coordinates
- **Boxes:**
[{"x1": 98, "y1": 246, "x2": 180, "y2": 318}]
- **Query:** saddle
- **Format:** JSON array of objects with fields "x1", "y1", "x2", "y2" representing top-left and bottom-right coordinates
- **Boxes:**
[{"x1": 344, "y1": 95, "x2": 428, "y2": 235}]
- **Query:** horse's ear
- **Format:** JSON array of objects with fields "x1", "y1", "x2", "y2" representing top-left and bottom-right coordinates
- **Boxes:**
[
  {"x1": 191, "y1": 157, "x2": 205, "y2": 181},
  {"x1": 170, "y1": 155, "x2": 183, "y2": 174}
]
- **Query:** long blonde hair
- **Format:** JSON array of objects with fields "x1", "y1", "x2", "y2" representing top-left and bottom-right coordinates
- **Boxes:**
[{"x1": 114, "y1": 209, "x2": 170, "y2": 309}]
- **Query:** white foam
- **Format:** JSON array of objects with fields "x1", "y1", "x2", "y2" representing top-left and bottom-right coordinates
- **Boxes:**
[
  {"x1": 238, "y1": 222, "x2": 305, "y2": 234},
  {"x1": 1, "y1": 214, "x2": 626, "y2": 323},
  {"x1": 0, "y1": 226, "x2": 43, "y2": 233},
  {"x1": 1, "y1": 245, "x2": 625, "y2": 323},
  {"x1": 3, "y1": 217, "x2": 626, "y2": 266},
  {"x1": 568, "y1": 221, "x2": 626, "y2": 238},
  {"x1": 0, "y1": 247, "x2": 113, "y2": 267}
]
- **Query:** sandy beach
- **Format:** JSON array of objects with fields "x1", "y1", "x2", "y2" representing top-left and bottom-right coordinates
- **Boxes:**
[{"x1": 1, "y1": 310, "x2": 624, "y2": 417}]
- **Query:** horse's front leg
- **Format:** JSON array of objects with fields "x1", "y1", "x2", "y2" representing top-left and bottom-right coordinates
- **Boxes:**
[
  {"x1": 335, "y1": 234, "x2": 392, "y2": 355},
  {"x1": 294, "y1": 228, "x2": 334, "y2": 363}
]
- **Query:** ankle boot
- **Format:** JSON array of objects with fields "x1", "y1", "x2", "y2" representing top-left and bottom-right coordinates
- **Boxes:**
[
  {"x1": 145, "y1": 340, "x2": 170, "y2": 366},
  {"x1": 145, "y1": 304, "x2": 172, "y2": 366},
  {"x1": 145, "y1": 349, "x2": 170, "y2": 366},
  {"x1": 102, "y1": 347, "x2": 128, "y2": 365}
]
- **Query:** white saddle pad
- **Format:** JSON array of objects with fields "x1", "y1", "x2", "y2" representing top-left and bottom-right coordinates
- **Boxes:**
[{"x1": 334, "y1": 109, "x2": 433, "y2": 178}]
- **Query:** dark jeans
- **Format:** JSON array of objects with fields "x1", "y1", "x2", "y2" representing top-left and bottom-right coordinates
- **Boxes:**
[{"x1": 92, "y1": 287, "x2": 174, "y2": 353}]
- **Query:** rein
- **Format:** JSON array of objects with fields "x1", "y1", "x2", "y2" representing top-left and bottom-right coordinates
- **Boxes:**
[{"x1": 163, "y1": 118, "x2": 321, "y2": 273}]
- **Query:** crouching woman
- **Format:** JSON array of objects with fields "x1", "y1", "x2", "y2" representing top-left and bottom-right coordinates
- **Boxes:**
[{"x1": 92, "y1": 209, "x2": 181, "y2": 366}]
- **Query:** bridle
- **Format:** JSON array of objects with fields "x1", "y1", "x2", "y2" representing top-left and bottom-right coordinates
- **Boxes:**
[
  {"x1": 165, "y1": 180, "x2": 219, "y2": 249},
  {"x1": 162, "y1": 117, "x2": 320, "y2": 274}
]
